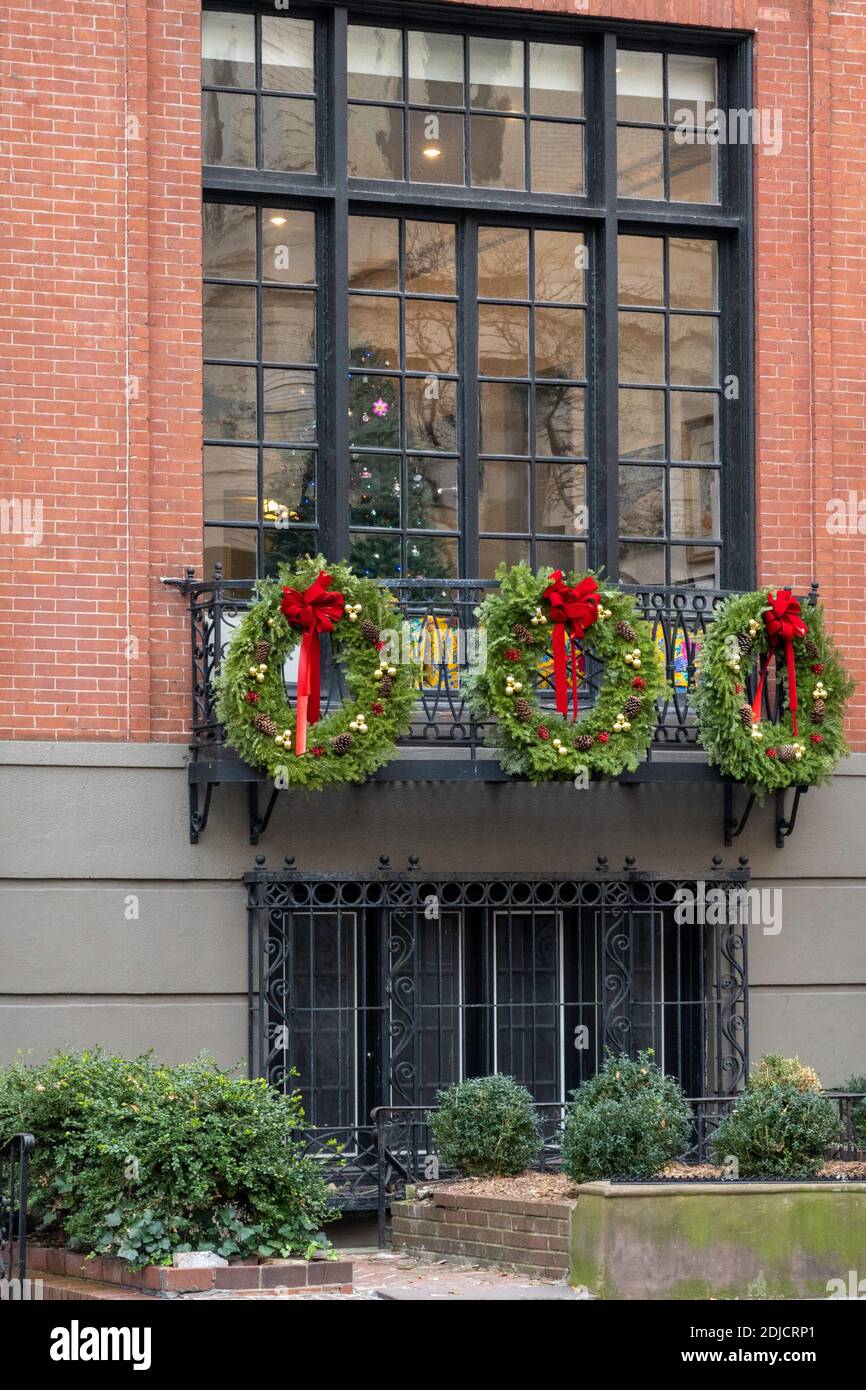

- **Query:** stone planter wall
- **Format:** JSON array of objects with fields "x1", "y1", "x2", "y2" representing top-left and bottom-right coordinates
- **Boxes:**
[
  {"x1": 392, "y1": 1190, "x2": 575, "y2": 1281},
  {"x1": 27, "y1": 1246, "x2": 353, "y2": 1297}
]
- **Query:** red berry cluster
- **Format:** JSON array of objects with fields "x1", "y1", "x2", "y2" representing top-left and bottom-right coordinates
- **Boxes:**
[
  {"x1": 810, "y1": 663, "x2": 825, "y2": 674},
  {"x1": 244, "y1": 691, "x2": 260, "y2": 705},
  {"x1": 734, "y1": 683, "x2": 743, "y2": 695},
  {"x1": 596, "y1": 731, "x2": 610, "y2": 744},
  {"x1": 766, "y1": 748, "x2": 778, "y2": 759},
  {"x1": 311, "y1": 746, "x2": 325, "y2": 758},
  {"x1": 810, "y1": 733, "x2": 824, "y2": 745},
  {"x1": 537, "y1": 726, "x2": 549, "y2": 741},
  {"x1": 371, "y1": 702, "x2": 384, "y2": 716},
  {"x1": 631, "y1": 677, "x2": 646, "y2": 691},
  {"x1": 504, "y1": 648, "x2": 521, "y2": 662},
  {"x1": 375, "y1": 640, "x2": 387, "y2": 651}
]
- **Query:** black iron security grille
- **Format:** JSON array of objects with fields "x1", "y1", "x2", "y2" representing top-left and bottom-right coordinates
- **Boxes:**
[{"x1": 247, "y1": 865, "x2": 749, "y2": 1209}]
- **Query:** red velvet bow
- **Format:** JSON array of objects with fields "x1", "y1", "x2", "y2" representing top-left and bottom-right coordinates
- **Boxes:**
[
  {"x1": 542, "y1": 571, "x2": 601, "y2": 720},
  {"x1": 281, "y1": 572, "x2": 345, "y2": 754},
  {"x1": 751, "y1": 588, "x2": 808, "y2": 736}
]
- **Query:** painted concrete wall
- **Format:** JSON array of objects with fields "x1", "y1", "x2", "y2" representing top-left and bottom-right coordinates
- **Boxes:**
[{"x1": 1, "y1": 742, "x2": 864, "y2": 1085}]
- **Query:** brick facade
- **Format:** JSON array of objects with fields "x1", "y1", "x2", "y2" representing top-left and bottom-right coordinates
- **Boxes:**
[
  {"x1": 392, "y1": 1190, "x2": 575, "y2": 1280},
  {"x1": 2, "y1": 0, "x2": 864, "y2": 743}
]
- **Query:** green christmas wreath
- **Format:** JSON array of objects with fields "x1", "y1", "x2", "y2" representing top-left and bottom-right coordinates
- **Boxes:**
[
  {"x1": 217, "y1": 555, "x2": 416, "y2": 789},
  {"x1": 695, "y1": 587, "x2": 853, "y2": 791},
  {"x1": 468, "y1": 564, "x2": 669, "y2": 782}
]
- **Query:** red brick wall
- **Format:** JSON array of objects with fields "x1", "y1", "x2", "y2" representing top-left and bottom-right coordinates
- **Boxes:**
[{"x1": 2, "y1": 0, "x2": 864, "y2": 743}]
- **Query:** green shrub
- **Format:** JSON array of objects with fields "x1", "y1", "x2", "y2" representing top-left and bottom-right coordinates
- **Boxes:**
[
  {"x1": 838, "y1": 1074, "x2": 866, "y2": 1148},
  {"x1": 0, "y1": 1049, "x2": 336, "y2": 1266},
  {"x1": 427, "y1": 1075, "x2": 541, "y2": 1177},
  {"x1": 749, "y1": 1054, "x2": 821, "y2": 1094},
  {"x1": 561, "y1": 1050, "x2": 693, "y2": 1184},
  {"x1": 712, "y1": 1084, "x2": 841, "y2": 1177}
]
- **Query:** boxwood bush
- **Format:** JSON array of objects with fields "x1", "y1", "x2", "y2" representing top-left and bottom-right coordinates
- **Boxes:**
[
  {"x1": 427, "y1": 1074, "x2": 541, "y2": 1177},
  {"x1": 0, "y1": 1049, "x2": 336, "y2": 1267},
  {"x1": 712, "y1": 1065, "x2": 841, "y2": 1178},
  {"x1": 749, "y1": 1054, "x2": 821, "y2": 1094},
  {"x1": 561, "y1": 1050, "x2": 693, "y2": 1184}
]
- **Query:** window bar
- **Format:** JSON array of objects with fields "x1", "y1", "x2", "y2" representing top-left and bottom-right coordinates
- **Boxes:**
[{"x1": 599, "y1": 33, "x2": 620, "y2": 578}]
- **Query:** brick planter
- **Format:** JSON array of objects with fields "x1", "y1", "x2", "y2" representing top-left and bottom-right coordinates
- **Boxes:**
[
  {"x1": 27, "y1": 1246, "x2": 353, "y2": 1297},
  {"x1": 392, "y1": 1189, "x2": 575, "y2": 1281}
]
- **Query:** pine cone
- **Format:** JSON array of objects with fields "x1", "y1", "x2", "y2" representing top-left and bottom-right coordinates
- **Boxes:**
[
  {"x1": 362, "y1": 618, "x2": 380, "y2": 644},
  {"x1": 332, "y1": 732, "x2": 354, "y2": 756},
  {"x1": 811, "y1": 697, "x2": 826, "y2": 724},
  {"x1": 777, "y1": 744, "x2": 798, "y2": 763},
  {"x1": 378, "y1": 675, "x2": 394, "y2": 698},
  {"x1": 624, "y1": 695, "x2": 642, "y2": 719},
  {"x1": 512, "y1": 623, "x2": 533, "y2": 643},
  {"x1": 253, "y1": 713, "x2": 278, "y2": 738},
  {"x1": 805, "y1": 637, "x2": 819, "y2": 659},
  {"x1": 573, "y1": 734, "x2": 593, "y2": 752},
  {"x1": 616, "y1": 620, "x2": 637, "y2": 642},
  {"x1": 254, "y1": 640, "x2": 270, "y2": 664},
  {"x1": 739, "y1": 703, "x2": 755, "y2": 729},
  {"x1": 514, "y1": 697, "x2": 532, "y2": 723},
  {"x1": 737, "y1": 632, "x2": 754, "y2": 654}
]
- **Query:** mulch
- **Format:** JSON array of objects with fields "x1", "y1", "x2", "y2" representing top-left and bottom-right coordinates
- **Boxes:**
[{"x1": 423, "y1": 1159, "x2": 866, "y2": 1199}]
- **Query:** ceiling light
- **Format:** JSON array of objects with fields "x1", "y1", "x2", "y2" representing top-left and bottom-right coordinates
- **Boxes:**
[{"x1": 269, "y1": 215, "x2": 287, "y2": 226}]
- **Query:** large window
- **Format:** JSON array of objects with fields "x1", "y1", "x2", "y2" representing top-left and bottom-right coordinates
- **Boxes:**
[{"x1": 203, "y1": 4, "x2": 753, "y2": 588}]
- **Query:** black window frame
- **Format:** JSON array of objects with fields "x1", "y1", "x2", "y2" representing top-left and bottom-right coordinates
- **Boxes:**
[{"x1": 203, "y1": 0, "x2": 755, "y2": 589}]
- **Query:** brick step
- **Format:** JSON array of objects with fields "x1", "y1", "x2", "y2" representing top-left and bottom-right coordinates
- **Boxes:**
[{"x1": 38, "y1": 1274, "x2": 159, "y2": 1302}]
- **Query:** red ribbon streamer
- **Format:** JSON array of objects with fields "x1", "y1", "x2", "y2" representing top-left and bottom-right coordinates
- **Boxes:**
[
  {"x1": 541, "y1": 571, "x2": 601, "y2": 720},
  {"x1": 751, "y1": 588, "x2": 808, "y2": 736},
  {"x1": 281, "y1": 572, "x2": 346, "y2": 755}
]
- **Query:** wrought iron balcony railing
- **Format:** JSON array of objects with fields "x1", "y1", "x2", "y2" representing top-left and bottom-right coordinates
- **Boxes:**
[{"x1": 165, "y1": 570, "x2": 816, "y2": 844}]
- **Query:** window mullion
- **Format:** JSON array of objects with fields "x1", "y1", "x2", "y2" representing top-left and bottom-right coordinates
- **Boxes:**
[
  {"x1": 462, "y1": 217, "x2": 480, "y2": 579},
  {"x1": 596, "y1": 33, "x2": 620, "y2": 578},
  {"x1": 323, "y1": 5, "x2": 350, "y2": 561}
]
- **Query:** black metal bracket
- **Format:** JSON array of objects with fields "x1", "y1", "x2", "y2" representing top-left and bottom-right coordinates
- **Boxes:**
[
  {"x1": 776, "y1": 785, "x2": 807, "y2": 849},
  {"x1": 189, "y1": 780, "x2": 214, "y2": 845},
  {"x1": 248, "y1": 780, "x2": 280, "y2": 846},
  {"x1": 723, "y1": 782, "x2": 756, "y2": 847}
]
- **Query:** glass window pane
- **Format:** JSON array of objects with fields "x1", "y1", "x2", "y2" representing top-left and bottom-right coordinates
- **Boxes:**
[
  {"x1": 204, "y1": 364, "x2": 257, "y2": 439},
  {"x1": 618, "y1": 235, "x2": 663, "y2": 306},
  {"x1": 619, "y1": 465, "x2": 664, "y2": 537},
  {"x1": 408, "y1": 31, "x2": 464, "y2": 105},
  {"x1": 616, "y1": 50, "x2": 663, "y2": 123},
  {"x1": 619, "y1": 311, "x2": 665, "y2": 384},
  {"x1": 204, "y1": 446, "x2": 258, "y2": 521},
  {"x1": 619, "y1": 388, "x2": 665, "y2": 460},
  {"x1": 535, "y1": 308, "x2": 585, "y2": 379},
  {"x1": 405, "y1": 300, "x2": 457, "y2": 373},
  {"x1": 669, "y1": 136, "x2": 717, "y2": 203},
  {"x1": 670, "y1": 545, "x2": 719, "y2": 587},
  {"x1": 619, "y1": 541, "x2": 665, "y2": 585},
  {"x1": 537, "y1": 540, "x2": 586, "y2": 574},
  {"x1": 261, "y1": 96, "x2": 316, "y2": 173},
  {"x1": 479, "y1": 460, "x2": 529, "y2": 531},
  {"x1": 202, "y1": 11, "x2": 254, "y2": 87},
  {"x1": 349, "y1": 375, "x2": 400, "y2": 447},
  {"x1": 263, "y1": 449, "x2": 317, "y2": 523},
  {"x1": 350, "y1": 533, "x2": 402, "y2": 577},
  {"x1": 264, "y1": 528, "x2": 319, "y2": 575},
  {"x1": 348, "y1": 26, "x2": 403, "y2": 101},
  {"x1": 204, "y1": 526, "x2": 257, "y2": 580},
  {"x1": 262, "y1": 288, "x2": 316, "y2": 363},
  {"x1": 405, "y1": 221, "x2": 456, "y2": 294},
  {"x1": 531, "y1": 122, "x2": 584, "y2": 195},
  {"x1": 470, "y1": 115, "x2": 525, "y2": 189},
  {"x1": 669, "y1": 468, "x2": 719, "y2": 539},
  {"x1": 535, "y1": 231, "x2": 585, "y2": 303},
  {"x1": 349, "y1": 295, "x2": 400, "y2": 369},
  {"x1": 535, "y1": 462, "x2": 586, "y2": 534},
  {"x1": 202, "y1": 91, "x2": 255, "y2": 167},
  {"x1": 350, "y1": 453, "x2": 400, "y2": 527},
  {"x1": 409, "y1": 109, "x2": 465, "y2": 184},
  {"x1": 530, "y1": 42, "x2": 583, "y2": 118},
  {"x1": 668, "y1": 55, "x2": 716, "y2": 125},
  {"x1": 479, "y1": 304, "x2": 530, "y2": 377},
  {"x1": 204, "y1": 284, "x2": 256, "y2": 360},
  {"x1": 478, "y1": 227, "x2": 529, "y2": 300},
  {"x1": 408, "y1": 458, "x2": 459, "y2": 531},
  {"x1": 470, "y1": 37, "x2": 524, "y2": 111},
  {"x1": 263, "y1": 368, "x2": 316, "y2": 443},
  {"x1": 204, "y1": 203, "x2": 256, "y2": 280},
  {"x1": 479, "y1": 538, "x2": 530, "y2": 575},
  {"x1": 670, "y1": 315, "x2": 718, "y2": 387},
  {"x1": 480, "y1": 383, "x2": 529, "y2": 455},
  {"x1": 669, "y1": 239, "x2": 718, "y2": 310},
  {"x1": 348, "y1": 105, "x2": 404, "y2": 180},
  {"x1": 349, "y1": 217, "x2": 399, "y2": 290},
  {"x1": 406, "y1": 536, "x2": 458, "y2": 578},
  {"x1": 262, "y1": 209, "x2": 316, "y2": 285},
  {"x1": 261, "y1": 16, "x2": 315, "y2": 93},
  {"x1": 406, "y1": 378, "x2": 458, "y2": 451},
  {"x1": 535, "y1": 385, "x2": 585, "y2": 457},
  {"x1": 617, "y1": 126, "x2": 664, "y2": 199},
  {"x1": 670, "y1": 392, "x2": 718, "y2": 461}
]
